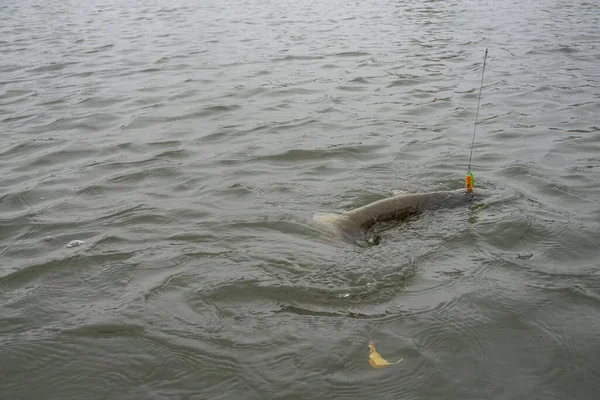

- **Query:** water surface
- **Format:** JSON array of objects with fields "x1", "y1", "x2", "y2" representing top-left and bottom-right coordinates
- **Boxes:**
[{"x1": 1, "y1": 0, "x2": 600, "y2": 399}]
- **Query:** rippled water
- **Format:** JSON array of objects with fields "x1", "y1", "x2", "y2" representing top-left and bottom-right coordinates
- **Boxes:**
[{"x1": 2, "y1": 0, "x2": 600, "y2": 398}]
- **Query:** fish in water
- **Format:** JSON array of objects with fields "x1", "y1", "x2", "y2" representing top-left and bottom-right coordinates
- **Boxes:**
[{"x1": 314, "y1": 188, "x2": 476, "y2": 242}]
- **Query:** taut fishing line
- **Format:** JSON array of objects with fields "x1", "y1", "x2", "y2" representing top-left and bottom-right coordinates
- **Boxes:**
[{"x1": 465, "y1": 48, "x2": 488, "y2": 192}]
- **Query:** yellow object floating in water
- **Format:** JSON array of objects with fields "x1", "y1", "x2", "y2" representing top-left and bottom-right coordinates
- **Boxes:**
[{"x1": 368, "y1": 341, "x2": 403, "y2": 368}]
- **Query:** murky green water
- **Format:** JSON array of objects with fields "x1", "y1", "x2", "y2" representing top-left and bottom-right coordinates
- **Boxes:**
[{"x1": 1, "y1": 0, "x2": 600, "y2": 399}]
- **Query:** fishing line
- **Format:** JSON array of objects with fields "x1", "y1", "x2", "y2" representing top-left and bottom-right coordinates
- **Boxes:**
[{"x1": 465, "y1": 48, "x2": 488, "y2": 192}]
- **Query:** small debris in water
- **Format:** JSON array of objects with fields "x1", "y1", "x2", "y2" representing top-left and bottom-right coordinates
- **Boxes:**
[
  {"x1": 517, "y1": 253, "x2": 534, "y2": 260},
  {"x1": 368, "y1": 341, "x2": 403, "y2": 368},
  {"x1": 67, "y1": 240, "x2": 84, "y2": 248}
]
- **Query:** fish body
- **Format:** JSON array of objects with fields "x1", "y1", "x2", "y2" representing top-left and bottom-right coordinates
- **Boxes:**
[{"x1": 314, "y1": 189, "x2": 474, "y2": 240}]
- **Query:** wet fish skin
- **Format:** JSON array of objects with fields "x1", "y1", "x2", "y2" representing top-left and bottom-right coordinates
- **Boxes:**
[{"x1": 314, "y1": 189, "x2": 475, "y2": 240}]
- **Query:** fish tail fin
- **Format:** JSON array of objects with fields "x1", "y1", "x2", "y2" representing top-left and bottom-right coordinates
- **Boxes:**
[
  {"x1": 313, "y1": 212, "x2": 362, "y2": 242},
  {"x1": 313, "y1": 212, "x2": 344, "y2": 227}
]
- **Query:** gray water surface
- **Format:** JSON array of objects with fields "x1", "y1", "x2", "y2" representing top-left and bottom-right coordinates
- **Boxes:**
[{"x1": 2, "y1": 0, "x2": 600, "y2": 399}]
